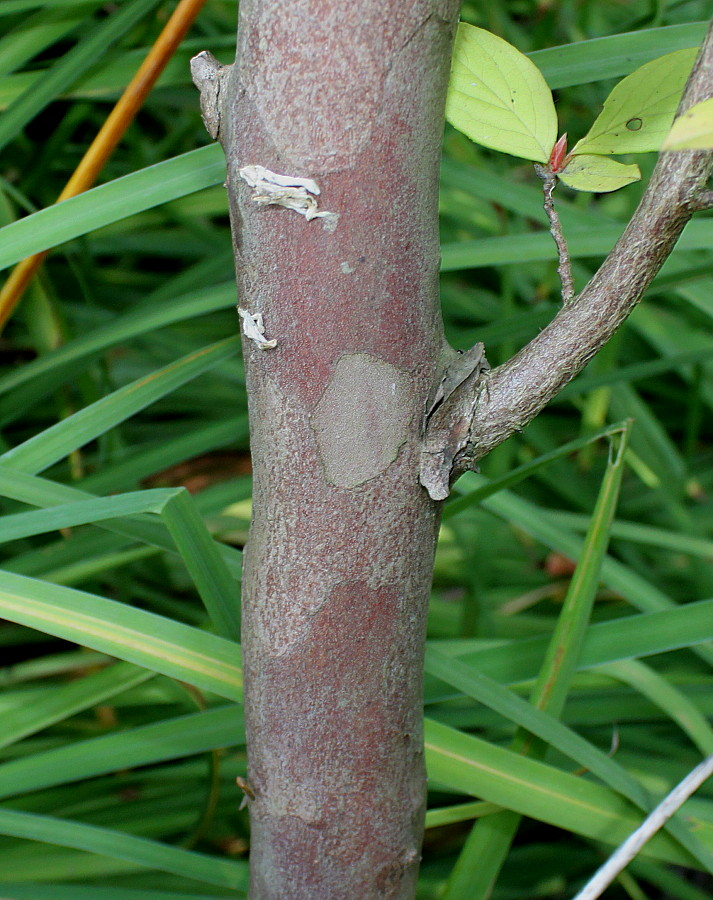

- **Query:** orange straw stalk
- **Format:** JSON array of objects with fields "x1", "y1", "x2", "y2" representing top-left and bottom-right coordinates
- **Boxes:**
[{"x1": 0, "y1": 0, "x2": 208, "y2": 333}]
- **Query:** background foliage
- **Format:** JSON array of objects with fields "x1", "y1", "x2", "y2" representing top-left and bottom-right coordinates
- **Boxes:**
[{"x1": 0, "y1": 1, "x2": 712, "y2": 898}]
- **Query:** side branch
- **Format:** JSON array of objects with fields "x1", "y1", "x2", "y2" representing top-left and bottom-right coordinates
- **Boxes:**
[{"x1": 465, "y1": 21, "x2": 713, "y2": 467}]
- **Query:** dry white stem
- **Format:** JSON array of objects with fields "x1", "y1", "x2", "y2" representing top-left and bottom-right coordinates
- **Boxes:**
[
  {"x1": 239, "y1": 165, "x2": 334, "y2": 220},
  {"x1": 572, "y1": 753, "x2": 713, "y2": 900}
]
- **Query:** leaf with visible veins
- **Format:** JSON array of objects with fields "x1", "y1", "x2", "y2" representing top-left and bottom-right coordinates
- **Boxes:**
[
  {"x1": 446, "y1": 23, "x2": 557, "y2": 163},
  {"x1": 572, "y1": 48, "x2": 697, "y2": 156}
]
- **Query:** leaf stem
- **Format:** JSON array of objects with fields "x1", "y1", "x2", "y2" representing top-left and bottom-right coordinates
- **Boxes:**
[{"x1": 535, "y1": 163, "x2": 575, "y2": 303}]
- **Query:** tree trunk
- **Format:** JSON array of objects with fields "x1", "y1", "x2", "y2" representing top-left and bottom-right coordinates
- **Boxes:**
[
  {"x1": 194, "y1": 2, "x2": 461, "y2": 896},
  {"x1": 191, "y1": 5, "x2": 713, "y2": 895}
]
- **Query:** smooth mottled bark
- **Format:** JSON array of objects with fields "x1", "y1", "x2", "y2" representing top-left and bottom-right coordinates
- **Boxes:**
[
  {"x1": 192, "y1": 7, "x2": 713, "y2": 897},
  {"x1": 195, "y1": 2, "x2": 461, "y2": 897}
]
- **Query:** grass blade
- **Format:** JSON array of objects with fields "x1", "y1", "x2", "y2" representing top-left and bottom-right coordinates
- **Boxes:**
[
  {"x1": 162, "y1": 491, "x2": 240, "y2": 642},
  {"x1": 441, "y1": 597, "x2": 713, "y2": 684},
  {"x1": 441, "y1": 426, "x2": 634, "y2": 898},
  {"x1": 0, "y1": 887, "x2": 231, "y2": 900},
  {"x1": 0, "y1": 0, "x2": 161, "y2": 154},
  {"x1": 0, "y1": 146, "x2": 224, "y2": 271},
  {"x1": 424, "y1": 718, "x2": 713, "y2": 868},
  {"x1": 0, "y1": 283, "x2": 235, "y2": 411},
  {"x1": 0, "y1": 706, "x2": 244, "y2": 800},
  {"x1": 599, "y1": 660, "x2": 713, "y2": 756},
  {"x1": 0, "y1": 467, "x2": 243, "y2": 582},
  {"x1": 0, "y1": 808, "x2": 249, "y2": 891},
  {"x1": 0, "y1": 570, "x2": 242, "y2": 701},
  {"x1": 443, "y1": 421, "x2": 628, "y2": 520},
  {"x1": 440, "y1": 219, "x2": 713, "y2": 271},
  {"x1": 0, "y1": 337, "x2": 239, "y2": 474},
  {"x1": 0, "y1": 4, "x2": 102, "y2": 78},
  {"x1": 531, "y1": 22, "x2": 708, "y2": 89},
  {"x1": 0, "y1": 489, "x2": 183, "y2": 541},
  {"x1": 0, "y1": 487, "x2": 241, "y2": 642},
  {"x1": 0, "y1": 661, "x2": 153, "y2": 751},
  {"x1": 452, "y1": 474, "x2": 712, "y2": 632}
]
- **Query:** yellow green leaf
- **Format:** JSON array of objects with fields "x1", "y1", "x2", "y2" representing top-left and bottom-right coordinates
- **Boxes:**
[
  {"x1": 558, "y1": 155, "x2": 640, "y2": 193},
  {"x1": 446, "y1": 22, "x2": 557, "y2": 163},
  {"x1": 662, "y1": 97, "x2": 713, "y2": 150},
  {"x1": 572, "y1": 48, "x2": 697, "y2": 156}
]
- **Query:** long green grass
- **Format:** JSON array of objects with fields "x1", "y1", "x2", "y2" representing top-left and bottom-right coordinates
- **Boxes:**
[{"x1": 0, "y1": 1, "x2": 711, "y2": 897}]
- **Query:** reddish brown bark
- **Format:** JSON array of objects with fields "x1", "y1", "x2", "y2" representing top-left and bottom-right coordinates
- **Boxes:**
[
  {"x1": 192, "y1": 6, "x2": 713, "y2": 896},
  {"x1": 195, "y1": 2, "x2": 461, "y2": 896}
]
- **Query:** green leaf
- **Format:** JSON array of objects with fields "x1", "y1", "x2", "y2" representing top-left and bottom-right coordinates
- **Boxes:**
[
  {"x1": 558, "y1": 155, "x2": 640, "y2": 193},
  {"x1": 529, "y1": 23, "x2": 708, "y2": 90},
  {"x1": 572, "y1": 48, "x2": 697, "y2": 156},
  {"x1": 0, "y1": 706, "x2": 244, "y2": 800},
  {"x1": 0, "y1": 145, "x2": 225, "y2": 272},
  {"x1": 0, "y1": 808, "x2": 249, "y2": 891},
  {"x1": 424, "y1": 719, "x2": 713, "y2": 868},
  {"x1": 0, "y1": 0, "x2": 161, "y2": 155},
  {"x1": 0, "y1": 570, "x2": 243, "y2": 702},
  {"x1": 0, "y1": 336, "x2": 239, "y2": 475},
  {"x1": 663, "y1": 97, "x2": 713, "y2": 149},
  {"x1": 446, "y1": 23, "x2": 557, "y2": 163}
]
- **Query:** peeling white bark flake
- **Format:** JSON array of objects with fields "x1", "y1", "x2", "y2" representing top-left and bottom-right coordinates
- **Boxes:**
[
  {"x1": 239, "y1": 165, "x2": 335, "y2": 222},
  {"x1": 238, "y1": 307, "x2": 277, "y2": 350}
]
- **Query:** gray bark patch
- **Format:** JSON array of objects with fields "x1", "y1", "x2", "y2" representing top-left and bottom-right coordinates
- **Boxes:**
[{"x1": 312, "y1": 354, "x2": 411, "y2": 488}]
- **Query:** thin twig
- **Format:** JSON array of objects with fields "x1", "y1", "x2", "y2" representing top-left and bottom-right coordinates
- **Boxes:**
[
  {"x1": 535, "y1": 163, "x2": 575, "y2": 303},
  {"x1": 571, "y1": 753, "x2": 713, "y2": 900}
]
